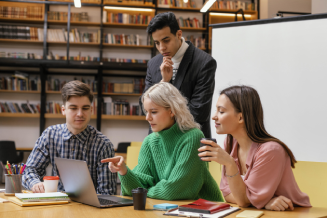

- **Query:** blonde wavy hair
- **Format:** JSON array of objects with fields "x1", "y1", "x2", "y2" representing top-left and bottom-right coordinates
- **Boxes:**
[{"x1": 142, "y1": 82, "x2": 201, "y2": 132}]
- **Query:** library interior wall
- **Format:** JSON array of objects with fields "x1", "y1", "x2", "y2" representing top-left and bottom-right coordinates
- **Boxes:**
[
  {"x1": 312, "y1": 0, "x2": 327, "y2": 14},
  {"x1": 260, "y1": 0, "x2": 311, "y2": 19}
]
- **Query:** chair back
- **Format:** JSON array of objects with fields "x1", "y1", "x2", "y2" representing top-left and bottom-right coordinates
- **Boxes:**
[
  {"x1": 0, "y1": 141, "x2": 23, "y2": 164},
  {"x1": 116, "y1": 142, "x2": 131, "y2": 153}
]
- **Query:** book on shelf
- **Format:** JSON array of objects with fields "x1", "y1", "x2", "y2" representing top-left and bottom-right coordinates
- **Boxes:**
[
  {"x1": 46, "y1": 77, "x2": 97, "y2": 93},
  {"x1": 48, "y1": 11, "x2": 89, "y2": 22},
  {"x1": 0, "y1": 101, "x2": 40, "y2": 113},
  {"x1": 158, "y1": 0, "x2": 196, "y2": 8},
  {"x1": 0, "y1": 25, "x2": 43, "y2": 41},
  {"x1": 102, "y1": 79, "x2": 144, "y2": 94},
  {"x1": 101, "y1": 58, "x2": 148, "y2": 63},
  {"x1": 15, "y1": 192, "x2": 70, "y2": 202},
  {"x1": 211, "y1": 1, "x2": 256, "y2": 11},
  {"x1": 0, "y1": 51, "x2": 42, "y2": 59},
  {"x1": 177, "y1": 17, "x2": 201, "y2": 28},
  {"x1": 103, "y1": 0, "x2": 152, "y2": 4},
  {"x1": 102, "y1": 98, "x2": 142, "y2": 116},
  {"x1": 104, "y1": 33, "x2": 144, "y2": 46},
  {"x1": 185, "y1": 35, "x2": 205, "y2": 48},
  {"x1": 47, "y1": 28, "x2": 100, "y2": 43},
  {"x1": 0, "y1": 74, "x2": 41, "y2": 91},
  {"x1": 0, "y1": 6, "x2": 43, "y2": 19},
  {"x1": 104, "y1": 12, "x2": 152, "y2": 25}
]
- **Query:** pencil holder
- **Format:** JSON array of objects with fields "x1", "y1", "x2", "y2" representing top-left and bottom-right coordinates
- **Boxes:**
[{"x1": 5, "y1": 174, "x2": 22, "y2": 194}]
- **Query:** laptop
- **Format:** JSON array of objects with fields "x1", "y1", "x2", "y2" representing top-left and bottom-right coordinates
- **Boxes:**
[{"x1": 54, "y1": 157, "x2": 133, "y2": 208}]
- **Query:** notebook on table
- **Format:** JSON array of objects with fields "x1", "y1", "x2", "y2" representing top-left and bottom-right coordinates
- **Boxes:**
[{"x1": 54, "y1": 157, "x2": 133, "y2": 208}]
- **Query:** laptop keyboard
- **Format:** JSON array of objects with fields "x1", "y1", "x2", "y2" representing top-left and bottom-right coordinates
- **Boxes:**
[{"x1": 98, "y1": 198, "x2": 121, "y2": 206}]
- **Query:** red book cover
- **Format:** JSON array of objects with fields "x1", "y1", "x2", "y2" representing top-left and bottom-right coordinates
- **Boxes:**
[{"x1": 179, "y1": 199, "x2": 230, "y2": 214}]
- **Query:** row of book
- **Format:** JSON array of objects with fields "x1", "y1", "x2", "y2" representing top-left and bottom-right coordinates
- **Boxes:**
[
  {"x1": 0, "y1": 102, "x2": 40, "y2": 114},
  {"x1": 46, "y1": 78, "x2": 97, "y2": 92},
  {"x1": 0, "y1": 52, "x2": 42, "y2": 59},
  {"x1": 103, "y1": 58, "x2": 148, "y2": 63},
  {"x1": 212, "y1": 1, "x2": 256, "y2": 11},
  {"x1": 103, "y1": 12, "x2": 152, "y2": 25},
  {"x1": 104, "y1": 34, "x2": 144, "y2": 46},
  {"x1": 103, "y1": 97, "x2": 142, "y2": 116},
  {"x1": 0, "y1": 74, "x2": 41, "y2": 91},
  {"x1": 0, "y1": 25, "x2": 42, "y2": 40},
  {"x1": 48, "y1": 11, "x2": 89, "y2": 22},
  {"x1": 46, "y1": 100, "x2": 97, "y2": 115},
  {"x1": 158, "y1": 0, "x2": 197, "y2": 8},
  {"x1": 47, "y1": 29, "x2": 100, "y2": 43},
  {"x1": 178, "y1": 17, "x2": 201, "y2": 28},
  {"x1": 0, "y1": 52, "x2": 149, "y2": 63},
  {"x1": 102, "y1": 79, "x2": 145, "y2": 94},
  {"x1": 185, "y1": 35, "x2": 206, "y2": 48},
  {"x1": 103, "y1": 0, "x2": 153, "y2": 4},
  {"x1": 0, "y1": 6, "x2": 43, "y2": 19}
]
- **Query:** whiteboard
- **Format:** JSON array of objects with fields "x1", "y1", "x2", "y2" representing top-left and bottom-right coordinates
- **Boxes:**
[{"x1": 211, "y1": 15, "x2": 327, "y2": 163}]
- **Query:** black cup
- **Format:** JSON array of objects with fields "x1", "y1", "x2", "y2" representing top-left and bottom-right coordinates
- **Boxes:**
[
  {"x1": 199, "y1": 138, "x2": 217, "y2": 162},
  {"x1": 131, "y1": 187, "x2": 148, "y2": 210}
]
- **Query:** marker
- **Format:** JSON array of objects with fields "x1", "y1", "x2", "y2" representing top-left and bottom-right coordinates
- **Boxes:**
[
  {"x1": 20, "y1": 163, "x2": 24, "y2": 174},
  {"x1": 7, "y1": 163, "x2": 12, "y2": 174},
  {"x1": 15, "y1": 165, "x2": 18, "y2": 175},
  {"x1": 21, "y1": 164, "x2": 26, "y2": 174},
  {"x1": 5, "y1": 165, "x2": 11, "y2": 174}
]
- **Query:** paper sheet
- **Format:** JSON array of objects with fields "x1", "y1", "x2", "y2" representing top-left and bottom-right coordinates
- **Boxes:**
[{"x1": 164, "y1": 207, "x2": 240, "y2": 218}]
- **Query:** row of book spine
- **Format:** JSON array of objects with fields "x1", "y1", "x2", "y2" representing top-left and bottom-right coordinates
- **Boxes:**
[
  {"x1": 0, "y1": 102, "x2": 40, "y2": 113},
  {"x1": 185, "y1": 35, "x2": 206, "y2": 48},
  {"x1": 102, "y1": 98, "x2": 142, "y2": 116},
  {"x1": 0, "y1": 6, "x2": 43, "y2": 19},
  {"x1": 0, "y1": 51, "x2": 149, "y2": 63},
  {"x1": 0, "y1": 76, "x2": 41, "y2": 91},
  {"x1": 102, "y1": 79, "x2": 145, "y2": 94},
  {"x1": 0, "y1": 52, "x2": 42, "y2": 59},
  {"x1": 0, "y1": 25, "x2": 43, "y2": 40},
  {"x1": 104, "y1": 34, "x2": 142, "y2": 46},
  {"x1": 103, "y1": 0, "x2": 153, "y2": 4},
  {"x1": 48, "y1": 11, "x2": 89, "y2": 22},
  {"x1": 47, "y1": 28, "x2": 100, "y2": 43},
  {"x1": 158, "y1": 0, "x2": 196, "y2": 8},
  {"x1": 46, "y1": 100, "x2": 97, "y2": 115},
  {"x1": 46, "y1": 78, "x2": 97, "y2": 92},
  {"x1": 177, "y1": 17, "x2": 201, "y2": 28},
  {"x1": 212, "y1": 1, "x2": 256, "y2": 10},
  {"x1": 103, "y1": 12, "x2": 152, "y2": 25}
]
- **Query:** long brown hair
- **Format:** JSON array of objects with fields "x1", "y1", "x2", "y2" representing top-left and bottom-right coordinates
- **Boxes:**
[{"x1": 221, "y1": 85, "x2": 297, "y2": 168}]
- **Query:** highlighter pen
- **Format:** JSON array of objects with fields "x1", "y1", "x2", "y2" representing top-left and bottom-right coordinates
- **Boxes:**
[
  {"x1": 20, "y1": 163, "x2": 24, "y2": 174},
  {"x1": 7, "y1": 162, "x2": 12, "y2": 174},
  {"x1": 5, "y1": 165, "x2": 11, "y2": 175},
  {"x1": 21, "y1": 164, "x2": 26, "y2": 174}
]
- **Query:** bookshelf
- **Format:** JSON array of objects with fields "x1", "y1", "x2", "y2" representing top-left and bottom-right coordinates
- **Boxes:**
[{"x1": 0, "y1": 0, "x2": 258, "y2": 148}]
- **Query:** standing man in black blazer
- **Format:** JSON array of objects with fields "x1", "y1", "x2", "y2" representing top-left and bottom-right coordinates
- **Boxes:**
[{"x1": 140, "y1": 12, "x2": 217, "y2": 138}]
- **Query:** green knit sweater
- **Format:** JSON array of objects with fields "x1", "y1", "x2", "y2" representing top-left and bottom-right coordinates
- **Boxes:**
[{"x1": 119, "y1": 123, "x2": 224, "y2": 201}]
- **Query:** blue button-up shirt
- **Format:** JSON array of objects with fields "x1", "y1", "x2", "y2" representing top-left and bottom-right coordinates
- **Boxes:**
[{"x1": 22, "y1": 124, "x2": 117, "y2": 195}]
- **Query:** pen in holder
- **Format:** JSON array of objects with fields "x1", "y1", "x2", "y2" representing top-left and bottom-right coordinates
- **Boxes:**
[{"x1": 5, "y1": 174, "x2": 23, "y2": 195}]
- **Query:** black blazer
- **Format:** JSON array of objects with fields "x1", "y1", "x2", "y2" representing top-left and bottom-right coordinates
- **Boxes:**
[{"x1": 140, "y1": 41, "x2": 217, "y2": 138}]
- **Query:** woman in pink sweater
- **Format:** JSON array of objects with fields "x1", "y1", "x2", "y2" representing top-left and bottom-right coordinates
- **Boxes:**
[{"x1": 198, "y1": 85, "x2": 311, "y2": 211}]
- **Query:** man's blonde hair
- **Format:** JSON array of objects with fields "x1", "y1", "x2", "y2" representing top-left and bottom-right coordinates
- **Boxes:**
[{"x1": 142, "y1": 82, "x2": 200, "y2": 132}]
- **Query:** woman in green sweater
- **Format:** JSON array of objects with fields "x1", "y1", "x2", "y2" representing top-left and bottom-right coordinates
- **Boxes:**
[{"x1": 101, "y1": 82, "x2": 223, "y2": 201}]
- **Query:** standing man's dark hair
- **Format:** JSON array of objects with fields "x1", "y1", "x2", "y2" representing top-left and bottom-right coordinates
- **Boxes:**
[
  {"x1": 146, "y1": 12, "x2": 180, "y2": 36},
  {"x1": 140, "y1": 12, "x2": 217, "y2": 138}
]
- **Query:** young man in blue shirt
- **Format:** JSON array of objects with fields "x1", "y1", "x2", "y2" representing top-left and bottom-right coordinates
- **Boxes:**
[{"x1": 22, "y1": 80, "x2": 117, "y2": 194}]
